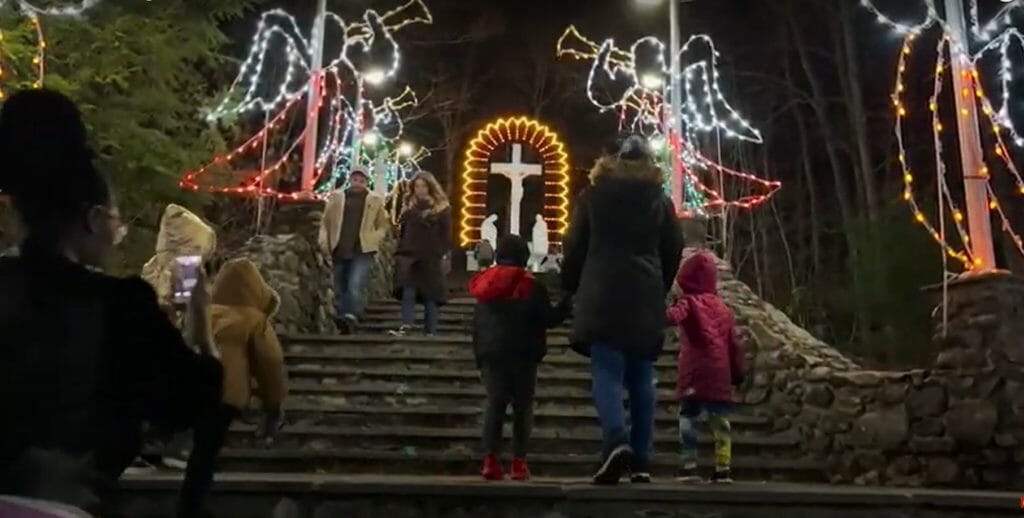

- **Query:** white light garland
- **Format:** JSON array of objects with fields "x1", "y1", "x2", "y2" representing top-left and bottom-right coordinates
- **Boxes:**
[
  {"x1": 862, "y1": 0, "x2": 1024, "y2": 146},
  {"x1": 0, "y1": 0, "x2": 100, "y2": 17},
  {"x1": 557, "y1": 26, "x2": 762, "y2": 144},
  {"x1": 187, "y1": 1, "x2": 433, "y2": 199}
]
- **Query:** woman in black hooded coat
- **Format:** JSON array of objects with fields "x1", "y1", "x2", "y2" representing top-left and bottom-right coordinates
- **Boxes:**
[{"x1": 561, "y1": 136, "x2": 684, "y2": 484}]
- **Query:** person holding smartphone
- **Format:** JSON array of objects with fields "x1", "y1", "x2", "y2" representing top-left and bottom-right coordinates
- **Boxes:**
[{"x1": 0, "y1": 89, "x2": 223, "y2": 516}]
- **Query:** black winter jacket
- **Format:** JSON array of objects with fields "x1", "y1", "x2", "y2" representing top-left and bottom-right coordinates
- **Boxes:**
[
  {"x1": 561, "y1": 156, "x2": 684, "y2": 360},
  {"x1": 469, "y1": 266, "x2": 568, "y2": 367},
  {"x1": 0, "y1": 243, "x2": 223, "y2": 494}
]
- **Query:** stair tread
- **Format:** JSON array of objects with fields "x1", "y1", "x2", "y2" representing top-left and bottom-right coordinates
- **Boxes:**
[
  {"x1": 275, "y1": 401, "x2": 761, "y2": 420},
  {"x1": 204, "y1": 448, "x2": 822, "y2": 469},
  {"x1": 228, "y1": 424, "x2": 798, "y2": 446},
  {"x1": 287, "y1": 365, "x2": 681, "y2": 383},
  {"x1": 283, "y1": 350, "x2": 677, "y2": 368}
]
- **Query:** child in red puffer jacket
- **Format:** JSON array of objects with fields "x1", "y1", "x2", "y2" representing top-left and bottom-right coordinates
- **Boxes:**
[{"x1": 666, "y1": 251, "x2": 744, "y2": 484}]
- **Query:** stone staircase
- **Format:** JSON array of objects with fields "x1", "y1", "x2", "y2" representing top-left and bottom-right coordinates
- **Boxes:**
[{"x1": 197, "y1": 295, "x2": 827, "y2": 482}]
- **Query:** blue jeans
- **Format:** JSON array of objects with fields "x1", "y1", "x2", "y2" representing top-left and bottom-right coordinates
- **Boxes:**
[
  {"x1": 333, "y1": 253, "x2": 374, "y2": 318},
  {"x1": 401, "y1": 285, "x2": 439, "y2": 334},
  {"x1": 590, "y1": 344, "x2": 656, "y2": 471}
]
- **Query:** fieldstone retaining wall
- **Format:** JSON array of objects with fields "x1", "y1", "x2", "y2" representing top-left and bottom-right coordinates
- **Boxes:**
[
  {"x1": 232, "y1": 202, "x2": 396, "y2": 334},
  {"x1": 695, "y1": 246, "x2": 1024, "y2": 489}
]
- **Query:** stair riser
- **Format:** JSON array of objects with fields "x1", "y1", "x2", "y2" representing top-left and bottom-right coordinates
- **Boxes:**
[
  {"x1": 265, "y1": 410, "x2": 763, "y2": 432},
  {"x1": 283, "y1": 390, "x2": 743, "y2": 413},
  {"x1": 285, "y1": 359, "x2": 680, "y2": 375},
  {"x1": 225, "y1": 434, "x2": 798, "y2": 458},
  {"x1": 287, "y1": 372, "x2": 681, "y2": 391},
  {"x1": 210, "y1": 458, "x2": 824, "y2": 482}
]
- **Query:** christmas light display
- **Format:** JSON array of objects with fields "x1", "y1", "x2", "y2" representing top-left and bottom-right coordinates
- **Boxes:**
[
  {"x1": 459, "y1": 116, "x2": 571, "y2": 247},
  {"x1": 556, "y1": 25, "x2": 779, "y2": 214},
  {"x1": 863, "y1": 0, "x2": 1024, "y2": 270},
  {"x1": 0, "y1": 0, "x2": 99, "y2": 99},
  {"x1": 181, "y1": 0, "x2": 432, "y2": 200},
  {"x1": 316, "y1": 85, "x2": 424, "y2": 193}
]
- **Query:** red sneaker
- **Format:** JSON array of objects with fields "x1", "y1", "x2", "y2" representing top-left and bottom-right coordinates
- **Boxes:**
[
  {"x1": 510, "y1": 458, "x2": 531, "y2": 481},
  {"x1": 481, "y1": 454, "x2": 504, "y2": 480}
]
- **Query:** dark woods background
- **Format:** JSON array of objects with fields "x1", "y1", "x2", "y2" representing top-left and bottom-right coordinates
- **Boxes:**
[{"x1": 4, "y1": 0, "x2": 1024, "y2": 367}]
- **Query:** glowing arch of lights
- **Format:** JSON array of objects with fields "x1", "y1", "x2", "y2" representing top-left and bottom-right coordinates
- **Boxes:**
[{"x1": 459, "y1": 116, "x2": 571, "y2": 247}]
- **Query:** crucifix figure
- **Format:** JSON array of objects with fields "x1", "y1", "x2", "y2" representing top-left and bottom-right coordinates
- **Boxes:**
[{"x1": 490, "y1": 143, "x2": 543, "y2": 236}]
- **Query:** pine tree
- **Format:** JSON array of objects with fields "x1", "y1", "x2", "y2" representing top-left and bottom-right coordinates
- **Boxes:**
[{"x1": 0, "y1": 1, "x2": 260, "y2": 268}]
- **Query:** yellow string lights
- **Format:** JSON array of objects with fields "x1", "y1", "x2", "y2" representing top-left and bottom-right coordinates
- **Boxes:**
[
  {"x1": 459, "y1": 116, "x2": 571, "y2": 247},
  {"x1": 893, "y1": 30, "x2": 1024, "y2": 272},
  {"x1": 0, "y1": 14, "x2": 45, "y2": 100}
]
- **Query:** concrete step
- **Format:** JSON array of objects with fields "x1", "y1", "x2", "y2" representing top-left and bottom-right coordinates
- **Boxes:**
[
  {"x1": 146, "y1": 448, "x2": 825, "y2": 482},
  {"x1": 282, "y1": 334, "x2": 683, "y2": 355},
  {"x1": 282, "y1": 349, "x2": 680, "y2": 373},
  {"x1": 263, "y1": 400, "x2": 764, "y2": 430},
  {"x1": 285, "y1": 365, "x2": 686, "y2": 391},
  {"x1": 117, "y1": 473, "x2": 1024, "y2": 518},
  {"x1": 223, "y1": 424, "x2": 800, "y2": 457},
  {"x1": 283, "y1": 381, "x2": 727, "y2": 411}
]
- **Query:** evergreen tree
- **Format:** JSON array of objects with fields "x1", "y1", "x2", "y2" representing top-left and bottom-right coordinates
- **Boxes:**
[{"x1": 0, "y1": 1, "x2": 260, "y2": 269}]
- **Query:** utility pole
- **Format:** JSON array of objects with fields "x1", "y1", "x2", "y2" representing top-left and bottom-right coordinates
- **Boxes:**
[
  {"x1": 669, "y1": 0, "x2": 684, "y2": 213},
  {"x1": 944, "y1": 0, "x2": 996, "y2": 272},
  {"x1": 300, "y1": 0, "x2": 327, "y2": 193}
]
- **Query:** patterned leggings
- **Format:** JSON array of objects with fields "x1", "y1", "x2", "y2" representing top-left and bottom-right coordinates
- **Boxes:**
[{"x1": 679, "y1": 400, "x2": 732, "y2": 469}]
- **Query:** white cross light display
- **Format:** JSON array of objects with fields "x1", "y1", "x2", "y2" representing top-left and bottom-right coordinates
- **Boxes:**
[{"x1": 490, "y1": 143, "x2": 543, "y2": 236}]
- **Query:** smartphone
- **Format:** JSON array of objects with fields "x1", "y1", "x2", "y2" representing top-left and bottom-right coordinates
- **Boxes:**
[{"x1": 172, "y1": 255, "x2": 202, "y2": 305}]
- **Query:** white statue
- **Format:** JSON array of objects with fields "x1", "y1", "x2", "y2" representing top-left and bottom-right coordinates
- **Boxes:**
[
  {"x1": 529, "y1": 214, "x2": 549, "y2": 272},
  {"x1": 480, "y1": 214, "x2": 499, "y2": 250},
  {"x1": 472, "y1": 214, "x2": 500, "y2": 271}
]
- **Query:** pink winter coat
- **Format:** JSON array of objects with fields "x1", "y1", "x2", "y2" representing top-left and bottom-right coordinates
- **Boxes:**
[{"x1": 665, "y1": 252, "x2": 743, "y2": 403}]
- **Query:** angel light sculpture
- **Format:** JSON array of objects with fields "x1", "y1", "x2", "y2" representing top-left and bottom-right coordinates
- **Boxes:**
[
  {"x1": 860, "y1": 0, "x2": 1024, "y2": 270},
  {"x1": 180, "y1": 0, "x2": 433, "y2": 201},
  {"x1": 556, "y1": 25, "x2": 780, "y2": 213}
]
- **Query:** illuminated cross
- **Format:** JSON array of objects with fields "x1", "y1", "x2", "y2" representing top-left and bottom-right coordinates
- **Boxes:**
[{"x1": 490, "y1": 143, "x2": 543, "y2": 236}]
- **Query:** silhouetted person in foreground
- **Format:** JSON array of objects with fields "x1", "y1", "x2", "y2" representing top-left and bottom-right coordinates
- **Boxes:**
[
  {"x1": 561, "y1": 135, "x2": 684, "y2": 485},
  {"x1": 0, "y1": 89, "x2": 223, "y2": 516}
]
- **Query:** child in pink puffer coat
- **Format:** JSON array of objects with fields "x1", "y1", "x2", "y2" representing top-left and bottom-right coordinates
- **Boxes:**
[{"x1": 665, "y1": 251, "x2": 744, "y2": 483}]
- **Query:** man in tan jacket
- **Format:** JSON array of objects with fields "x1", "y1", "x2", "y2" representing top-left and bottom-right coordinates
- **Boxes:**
[{"x1": 317, "y1": 168, "x2": 389, "y2": 331}]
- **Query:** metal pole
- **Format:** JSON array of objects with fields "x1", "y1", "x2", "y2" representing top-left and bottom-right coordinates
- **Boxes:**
[
  {"x1": 944, "y1": 0, "x2": 996, "y2": 272},
  {"x1": 351, "y1": 77, "x2": 365, "y2": 168},
  {"x1": 300, "y1": 0, "x2": 327, "y2": 193},
  {"x1": 669, "y1": 0, "x2": 684, "y2": 213}
]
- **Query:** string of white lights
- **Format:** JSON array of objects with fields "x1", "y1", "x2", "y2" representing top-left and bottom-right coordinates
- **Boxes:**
[
  {"x1": 863, "y1": 0, "x2": 1024, "y2": 147},
  {"x1": 558, "y1": 27, "x2": 761, "y2": 144},
  {"x1": 186, "y1": 2, "x2": 432, "y2": 198},
  {"x1": 2, "y1": 0, "x2": 100, "y2": 17}
]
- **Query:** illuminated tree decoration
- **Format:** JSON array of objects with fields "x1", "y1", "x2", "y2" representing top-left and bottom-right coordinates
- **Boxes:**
[
  {"x1": 556, "y1": 25, "x2": 779, "y2": 214},
  {"x1": 863, "y1": 0, "x2": 1024, "y2": 270},
  {"x1": 0, "y1": 0, "x2": 100, "y2": 99},
  {"x1": 460, "y1": 116, "x2": 571, "y2": 247},
  {"x1": 180, "y1": 0, "x2": 433, "y2": 201}
]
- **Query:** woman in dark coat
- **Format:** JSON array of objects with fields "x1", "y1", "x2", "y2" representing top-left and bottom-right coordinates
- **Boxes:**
[
  {"x1": 389, "y1": 171, "x2": 451, "y2": 336},
  {"x1": 561, "y1": 135, "x2": 684, "y2": 485},
  {"x1": 0, "y1": 89, "x2": 223, "y2": 515}
]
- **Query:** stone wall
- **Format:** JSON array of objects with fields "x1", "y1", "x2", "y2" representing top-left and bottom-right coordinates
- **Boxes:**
[
  {"x1": 230, "y1": 202, "x2": 396, "y2": 334},
  {"x1": 234, "y1": 233, "x2": 337, "y2": 335},
  {"x1": 794, "y1": 274, "x2": 1024, "y2": 488},
  {"x1": 700, "y1": 244, "x2": 1024, "y2": 489}
]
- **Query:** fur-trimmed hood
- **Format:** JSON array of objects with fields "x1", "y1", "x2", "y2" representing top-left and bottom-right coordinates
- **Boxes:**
[
  {"x1": 589, "y1": 156, "x2": 665, "y2": 185},
  {"x1": 211, "y1": 258, "x2": 280, "y2": 318}
]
